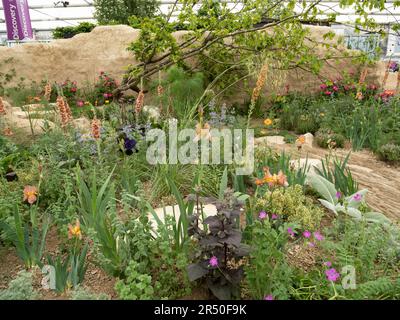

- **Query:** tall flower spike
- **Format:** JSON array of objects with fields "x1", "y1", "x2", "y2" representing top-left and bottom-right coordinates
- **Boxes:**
[
  {"x1": 251, "y1": 64, "x2": 269, "y2": 105},
  {"x1": 44, "y1": 82, "x2": 52, "y2": 101},
  {"x1": 0, "y1": 96, "x2": 6, "y2": 115},
  {"x1": 157, "y1": 84, "x2": 164, "y2": 96},
  {"x1": 56, "y1": 96, "x2": 72, "y2": 127},
  {"x1": 91, "y1": 118, "x2": 101, "y2": 140},
  {"x1": 135, "y1": 90, "x2": 144, "y2": 114},
  {"x1": 358, "y1": 67, "x2": 368, "y2": 84}
]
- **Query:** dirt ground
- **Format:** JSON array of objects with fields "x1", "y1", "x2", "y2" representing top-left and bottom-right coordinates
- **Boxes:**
[
  {"x1": 271, "y1": 143, "x2": 400, "y2": 222},
  {"x1": 0, "y1": 227, "x2": 117, "y2": 299}
]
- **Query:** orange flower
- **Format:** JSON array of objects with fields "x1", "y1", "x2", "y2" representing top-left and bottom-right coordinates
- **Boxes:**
[
  {"x1": 264, "y1": 118, "x2": 273, "y2": 126},
  {"x1": 135, "y1": 90, "x2": 145, "y2": 114},
  {"x1": 356, "y1": 92, "x2": 363, "y2": 100},
  {"x1": 0, "y1": 97, "x2": 6, "y2": 115},
  {"x1": 255, "y1": 167, "x2": 288, "y2": 188},
  {"x1": 383, "y1": 89, "x2": 395, "y2": 96},
  {"x1": 3, "y1": 127, "x2": 13, "y2": 136},
  {"x1": 23, "y1": 186, "x2": 38, "y2": 204},
  {"x1": 91, "y1": 118, "x2": 101, "y2": 139},
  {"x1": 194, "y1": 122, "x2": 211, "y2": 142},
  {"x1": 68, "y1": 219, "x2": 82, "y2": 240},
  {"x1": 296, "y1": 135, "x2": 305, "y2": 145}
]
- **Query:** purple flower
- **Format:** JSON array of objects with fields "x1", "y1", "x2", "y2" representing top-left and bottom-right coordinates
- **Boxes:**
[
  {"x1": 303, "y1": 230, "x2": 311, "y2": 238},
  {"x1": 264, "y1": 294, "x2": 274, "y2": 300},
  {"x1": 335, "y1": 191, "x2": 342, "y2": 199},
  {"x1": 259, "y1": 211, "x2": 267, "y2": 220},
  {"x1": 209, "y1": 256, "x2": 218, "y2": 268},
  {"x1": 325, "y1": 268, "x2": 340, "y2": 282},
  {"x1": 353, "y1": 193, "x2": 362, "y2": 201},
  {"x1": 324, "y1": 261, "x2": 332, "y2": 267},
  {"x1": 314, "y1": 231, "x2": 324, "y2": 241},
  {"x1": 287, "y1": 228, "x2": 295, "y2": 237},
  {"x1": 271, "y1": 213, "x2": 278, "y2": 220}
]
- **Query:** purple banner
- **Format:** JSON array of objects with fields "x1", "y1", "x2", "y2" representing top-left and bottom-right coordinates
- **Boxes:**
[{"x1": 2, "y1": 0, "x2": 33, "y2": 41}]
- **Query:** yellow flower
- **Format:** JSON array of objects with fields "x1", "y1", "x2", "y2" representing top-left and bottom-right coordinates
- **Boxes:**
[
  {"x1": 85, "y1": 101, "x2": 90, "y2": 105},
  {"x1": 264, "y1": 118, "x2": 273, "y2": 126},
  {"x1": 68, "y1": 219, "x2": 82, "y2": 240},
  {"x1": 320, "y1": 113, "x2": 325, "y2": 117},
  {"x1": 356, "y1": 92, "x2": 363, "y2": 100},
  {"x1": 23, "y1": 186, "x2": 38, "y2": 204},
  {"x1": 105, "y1": 100, "x2": 110, "y2": 104}
]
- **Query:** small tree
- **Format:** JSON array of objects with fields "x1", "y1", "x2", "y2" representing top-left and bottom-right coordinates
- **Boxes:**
[
  {"x1": 94, "y1": 0, "x2": 159, "y2": 25},
  {"x1": 114, "y1": 0, "x2": 394, "y2": 95}
]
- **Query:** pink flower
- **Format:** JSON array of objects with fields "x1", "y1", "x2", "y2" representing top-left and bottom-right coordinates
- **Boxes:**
[
  {"x1": 287, "y1": 228, "x2": 295, "y2": 237},
  {"x1": 71, "y1": 87, "x2": 77, "y2": 93},
  {"x1": 104, "y1": 93, "x2": 109, "y2": 98},
  {"x1": 209, "y1": 256, "x2": 218, "y2": 268},
  {"x1": 303, "y1": 230, "x2": 311, "y2": 238},
  {"x1": 325, "y1": 268, "x2": 340, "y2": 282},
  {"x1": 259, "y1": 211, "x2": 267, "y2": 220},
  {"x1": 335, "y1": 191, "x2": 342, "y2": 199},
  {"x1": 333, "y1": 86, "x2": 339, "y2": 92},
  {"x1": 324, "y1": 261, "x2": 332, "y2": 267},
  {"x1": 77, "y1": 100, "x2": 84, "y2": 107},
  {"x1": 324, "y1": 91, "x2": 332, "y2": 96},
  {"x1": 353, "y1": 193, "x2": 362, "y2": 201},
  {"x1": 320, "y1": 84, "x2": 327, "y2": 90},
  {"x1": 313, "y1": 231, "x2": 324, "y2": 241},
  {"x1": 271, "y1": 213, "x2": 278, "y2": 220},
  {"x1": 308, "y1": 242, "x2": 315, "y2": 248},
  {"x1": 264, "y1": 294, "x2": 274, "y2": 300}
]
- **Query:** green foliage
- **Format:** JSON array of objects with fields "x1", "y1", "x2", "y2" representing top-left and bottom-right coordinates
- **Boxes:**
[
  {"x1": 315, "y1": 153, "x2": 359, "y2": 196},
  {"x1": 0, "y1": 271, "x2": 38, "y2": 300},
  {"x1": 255, "y1": 185, "x2": 324, "y2": 230},
  {"x1": 46, "y1": 243, "x2": 89, "y2": 293},
  {"x1": 0, "y1": 206, "x2": 49, "y2": 269},
  {"x1": 115, "y1": 260, "x2": 155, "y2": 300},
  {"x1": 245, "y1": 219, "x2": 294, "y2": 300},
  {"x1": 70, "y1": 286, "x2": 110, "y2": 300},
  {"x1": 315, "y1": 128, "x2": 346, "y2": 149},
  {"x1": 377, "y1": 143, "x2": 400, "y2": 164},
  {"x1": 155, "y1": 66, "x2": 205, "y2": 120},
  {"x1": 94, "y1": 0, "x2": 158, "y2": 25},
  {"x1": 52, "y1": 22, "x2": 96, "y2": 39}
]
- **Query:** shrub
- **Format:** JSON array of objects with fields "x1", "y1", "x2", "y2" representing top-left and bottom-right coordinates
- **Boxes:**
[
  {"x1": 377, "y1": 143, "x2": 400, "y2": 164},
  {"x1": 315, "y1": 128, "x2": 345, "y2": 149},
  {"x1": 255, "y1": 185, "x2": 324, "y2": 230},
  {"x1": 0, "y1": 271, "x2": 38, "y2": 300},
  {"x1": 52, "y1": 22, "x2": 96, "y2": 39},
  {"x1": 94, "y1": 0, "x2": 159, "y2": 25}
]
